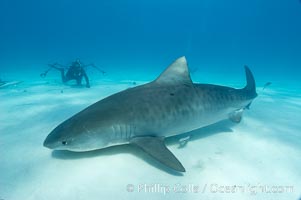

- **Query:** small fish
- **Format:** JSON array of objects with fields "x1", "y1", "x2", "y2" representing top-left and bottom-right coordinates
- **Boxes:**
[{"x1": 263, "y1": 82, "x2": 272, "y2": 90}]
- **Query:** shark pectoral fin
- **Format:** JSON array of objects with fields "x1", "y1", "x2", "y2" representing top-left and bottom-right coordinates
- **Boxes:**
[
  {"x1": 130, "y1": 136, "x2": 186, "y2": 172},
  {"x1": 229, "y1": 109, "x2": 244, "y2": 123}
]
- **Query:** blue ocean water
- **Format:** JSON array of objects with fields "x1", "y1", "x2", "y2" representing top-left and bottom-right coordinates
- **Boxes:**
[
  {"x1": 1, "y1": 0, "x2": 301, "y2": 84},
  {"x1": 1, "y1": 1, "x2": 301, "y2": 200}
]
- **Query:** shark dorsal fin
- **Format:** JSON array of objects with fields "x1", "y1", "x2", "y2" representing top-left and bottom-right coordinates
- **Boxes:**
[{"x1": 155, "y1": 56, "x2": 192, "y2": 85}]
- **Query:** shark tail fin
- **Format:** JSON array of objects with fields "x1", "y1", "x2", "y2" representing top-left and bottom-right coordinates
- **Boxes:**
[{"x1": 243, "y1": 65, "x2": 257, "y2": 98}]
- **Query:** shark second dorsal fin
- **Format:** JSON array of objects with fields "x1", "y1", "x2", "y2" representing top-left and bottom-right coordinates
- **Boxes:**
[{"x1": 155, "y1": 56, "x2": 192, "y2": 85}]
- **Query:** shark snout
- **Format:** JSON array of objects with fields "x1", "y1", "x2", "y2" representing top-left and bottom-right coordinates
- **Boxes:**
[
  {"x1": 43, "y1": 135, "x2": 56, "y2": 149},
  {"x1": 43, "y1": 130, "x2": 62, "y2": 150}
]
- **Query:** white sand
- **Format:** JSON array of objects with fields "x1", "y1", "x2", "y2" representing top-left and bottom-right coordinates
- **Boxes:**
[{"x1": 0, "y1": 81, "x2": 300, "y2": 200}]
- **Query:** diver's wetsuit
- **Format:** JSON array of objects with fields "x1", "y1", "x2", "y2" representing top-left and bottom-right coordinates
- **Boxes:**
[{"x1": 52, "y1": 63, "x2": 90, "y2": 88}]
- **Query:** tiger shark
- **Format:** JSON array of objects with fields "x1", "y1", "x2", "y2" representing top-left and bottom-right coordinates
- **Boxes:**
[{"x1": 44, "y1": 56, "x2": 257, "y2": 172}]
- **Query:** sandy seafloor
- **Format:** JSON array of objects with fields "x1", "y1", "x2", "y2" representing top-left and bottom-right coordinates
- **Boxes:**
[{"x1": 1, "y1": 75, "x2": 301, "y2": 200}]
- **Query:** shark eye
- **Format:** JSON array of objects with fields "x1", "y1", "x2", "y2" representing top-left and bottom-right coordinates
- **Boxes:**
[{"x1": 62, "y1": 141, "x2": 67, "y2": 145}]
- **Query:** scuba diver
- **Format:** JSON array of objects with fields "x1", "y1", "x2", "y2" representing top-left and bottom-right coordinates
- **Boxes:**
[
  {"x1": 51, "y1": 60, "x2": 90, "y2": 88},
  {"x1": 40, "y1": 59, "x2": 106, "y2": 88}
]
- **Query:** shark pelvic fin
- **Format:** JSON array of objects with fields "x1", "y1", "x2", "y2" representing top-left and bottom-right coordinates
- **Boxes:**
[
  {"x1": 130, "y1": 136, "x2": 186, "y2": 172},
  {"x1": 229, "y1": 109, "x2": 244, "y2": 123},
  {"x1": 155, "y1": 56, "x2": 192, "y2": 85}
]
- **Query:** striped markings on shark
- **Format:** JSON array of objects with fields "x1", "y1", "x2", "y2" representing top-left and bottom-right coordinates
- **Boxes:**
[{"x1": 44, "y1": 56, "x2": 257, "y2": 172}]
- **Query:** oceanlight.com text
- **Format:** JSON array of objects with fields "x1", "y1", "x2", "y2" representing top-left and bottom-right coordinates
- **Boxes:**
[{"x1": 126, "y1": 183, "x2": 294, "y2": 196}]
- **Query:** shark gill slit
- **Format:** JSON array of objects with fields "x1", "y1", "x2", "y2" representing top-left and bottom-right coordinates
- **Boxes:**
[
  {"x1": 112, "y1": 125, "x2": 117, "y2": 139},
  {"x1": 111, "y1": 124, "x2": 133, "y2": 140},
  {"x1": 118, "y1": 125, "x2": 122, "y2": 139}
]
